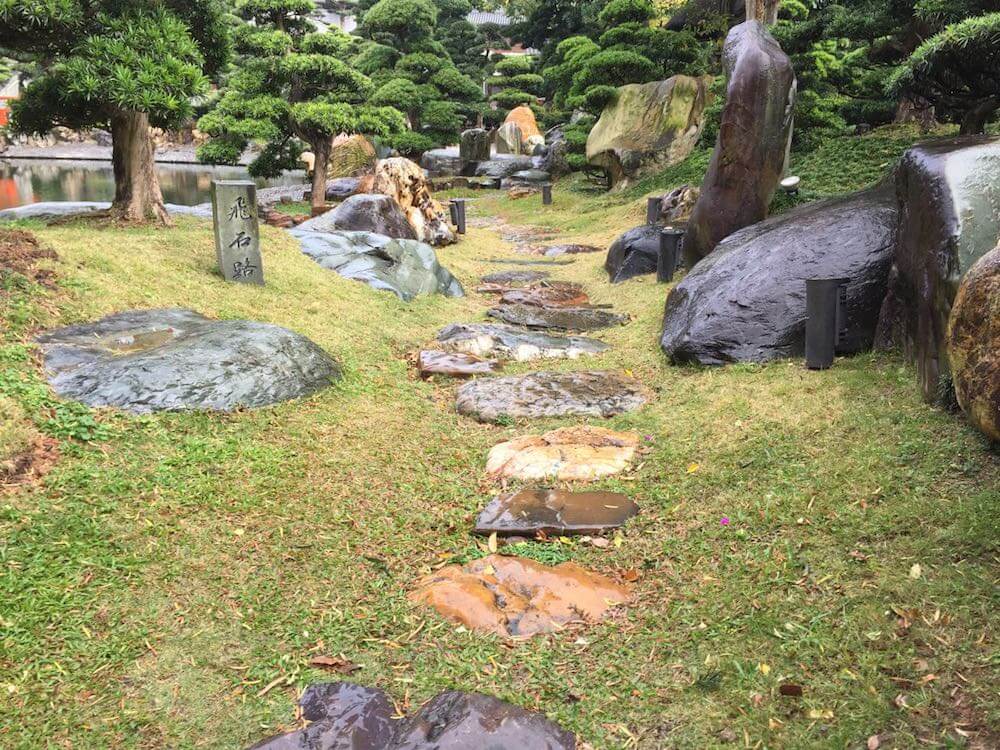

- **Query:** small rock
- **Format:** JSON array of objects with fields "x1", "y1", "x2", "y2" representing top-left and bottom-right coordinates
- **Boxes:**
[{"x1": 486, "y1": 426, "x2": 641, "y2": 482}]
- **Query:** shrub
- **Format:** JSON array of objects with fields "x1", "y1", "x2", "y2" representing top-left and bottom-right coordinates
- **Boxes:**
[{"x1": 597, "y1": 0, "x2": 655, "y2": 28}]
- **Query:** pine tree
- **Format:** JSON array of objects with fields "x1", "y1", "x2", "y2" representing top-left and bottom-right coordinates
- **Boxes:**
[{"x1": 0, "y1": 0, "x2": 230, "y2": 224}]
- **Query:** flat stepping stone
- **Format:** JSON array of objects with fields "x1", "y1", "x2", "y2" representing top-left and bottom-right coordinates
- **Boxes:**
[
  {"x1": 410, "y1": 553, "x2": 629, "y2": 638},
  {"x1": 498, "y1": 281, "x2": 589, "y2": 308},
  {"x1": 480, "y1": 269, "x2": 550, "y2": 285},
  {"x1": 436, "y1": 322, "x2": 609, "y2": 361},
  {"x1": 250, "y1": 682, "x2": 574, "y2": 749},
  {"x1": 488, "y1": 257, "x2": 575, "y2": 266},
  {"x1": 455, "y1": 370, "x2": 650, "y2": 422},
  {"x1": 498, "y1": 224, "x2": 559, "y2": 243},
  {"x1": 417, "y1": 350, "x2": 501, "y2": 378},
  {"x1": 489, "y1": 304, "x2": 629, "y2": 331},
  {"x1": 486, "y1": 426, "x2": 640, "y2": 481},
  {"x1": 474, "y1": 489, "x2": 638, "y2": 536},
  {"x1": 35, "y1": 309, "x2": 340, "y2": 414},
  {"x1": 516, "y1": 243, "x2": 602, "y2": 257}
]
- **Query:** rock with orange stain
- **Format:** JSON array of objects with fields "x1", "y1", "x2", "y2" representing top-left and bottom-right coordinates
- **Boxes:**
[
  {"x1": 410, "y1": 554, "x2": 630, "y2": 637},
  {"x1": 504, "y1": 106, "x2": 543, "y2": 151},
  {"x1": 485, "y1": 425, "x2": 641, "y2": 481},
  {"x1": 372, "y1": 157, "x2": 456, "y2": 246}
]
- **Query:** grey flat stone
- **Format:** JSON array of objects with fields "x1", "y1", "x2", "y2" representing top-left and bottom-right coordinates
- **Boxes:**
[
  {"x1": 474, "y1": 488, "x2": 639, "y2": 536},
  {"x1": 436, "y1": 322, "x2": 608, "y2": 361},
  {"x1": 36, "y1": 308, "x2": 341, "y2": 414},
  {"x1": 488, "y1": 304, "x2": 629, "y2": 331},
  {"x1": 455, "y1": 370, "x2": 650, "y2": 422},
  {"x1": 480, "y1": 270, "x2": 550, "y2": 285}
]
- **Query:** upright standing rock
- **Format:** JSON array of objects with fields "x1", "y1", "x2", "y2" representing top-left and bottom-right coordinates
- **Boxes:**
[
  {"x1": 496, "y1": 122, "x2": 523, "y2": 155},
  {"x1": 683, "y1": 21, "x2": 795, "y2": 264},
  {"x1": 372, "y1": 157, "x2": 456, "y2": 246},
  {"x1": 211, "y1": 180, "x2": 264, "y2": 285},
  {"x1": 504, "y1": 105, "x2": 543, "y2": 152},
  {"x1": 459, "y1": 128, "x2": 490, "y2": 171}
]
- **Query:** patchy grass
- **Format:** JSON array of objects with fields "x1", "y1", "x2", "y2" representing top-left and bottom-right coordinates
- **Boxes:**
[{"x1": 0, "y1": 125, "x2": 998, "y2": 749}]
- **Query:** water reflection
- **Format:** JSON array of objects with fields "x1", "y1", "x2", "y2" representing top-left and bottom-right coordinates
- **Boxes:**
[{"x1": 0, "y1": 158, "x2": 306, "y2": 209}]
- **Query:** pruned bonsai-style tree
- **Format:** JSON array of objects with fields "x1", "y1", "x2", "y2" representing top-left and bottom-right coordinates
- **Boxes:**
[
  {"x1": 197, "y1": 0, "x2": 406, "y2": 212},
  {"x1": 888, "y1": 12, "x2": 1000, "y2": 135},
  {"x1": 0, "y1": 0, "x2": 230, "y2": 224}
]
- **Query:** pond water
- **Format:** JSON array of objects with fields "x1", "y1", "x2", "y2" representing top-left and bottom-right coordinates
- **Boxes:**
[{"x1": 0, "y1": 158, "x2": 306, "y2": 209}]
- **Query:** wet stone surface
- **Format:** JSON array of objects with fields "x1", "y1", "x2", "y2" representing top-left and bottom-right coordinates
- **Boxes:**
[
  {"x1": 417, "y1": 350, "x2": 502, "y2": 379},
  {"x1": 487, "y1": 257, "x2": 575, "y2": 267},
  {"x1": 480, "y1": 269, "x2": 551, "y2": 285},
  {"x1": 436, "y1": 322, "x2": 609, "y2": 361},
  {"x1": 475, "y1": 488, "x2": 639, "y2": 536},
  {"x1": 486, "y1": 426, "x2": 641, "y2": 481},
  {"x1": 489, "y1": 304, "x2": 630, "y2": 331},
  {"x1": 456, "y1": 370, "x2": 650, "y2": 422},
  {"x1": 410, "y1": 554, "x2": 630, "y2": 637},
  {"x1": 249, "y1": 682, "x2": 574, "y2": 750},
  {"x1": 36, "y1": 308, "x2": 341, "y2": 414},
  {"x1": 517, "y1": 243, "x2": 603, "y2": 257},
  {"x1": 498, "y1": 281, "x2": 590, "y2": 308}
]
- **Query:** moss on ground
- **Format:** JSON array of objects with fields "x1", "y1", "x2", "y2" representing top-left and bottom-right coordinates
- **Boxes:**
[{"x1": 0, "y1": 125, "x2": 997, "y2": 749}]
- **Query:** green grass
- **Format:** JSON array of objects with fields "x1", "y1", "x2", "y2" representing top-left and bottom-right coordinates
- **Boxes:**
[{"x1": 0, "y1": 126, "x2": 997, "y2": 749}]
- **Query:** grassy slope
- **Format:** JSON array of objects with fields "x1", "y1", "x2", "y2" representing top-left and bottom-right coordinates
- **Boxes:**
[{"x1": 1, "y1": 126, "x2": 998, "y2": 749}]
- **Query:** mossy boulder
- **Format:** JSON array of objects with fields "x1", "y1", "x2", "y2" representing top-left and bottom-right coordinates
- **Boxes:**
[
  {"x1": 586, "y1": 75, "x2": 712, "y2": 189},
  {"x1": 947, "y1": 244, "x2": 1000, "y2": 441}
]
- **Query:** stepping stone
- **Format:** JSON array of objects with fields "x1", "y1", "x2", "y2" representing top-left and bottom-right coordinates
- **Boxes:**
[
  {"x1": 249, "y1": 682, "x2": 575, "y2": 750},
  {"x1": 488, "y1": 257, "x2": 574, "y2": 266},
  {"x1": 417, "y1": 350, "x2": 501, "y2": 378},
  {"x1": 498, "y1": 281, "x2": 589, "y2": 308},
  {"x1": 436, "y1": 322, "x2": 609, "y2": 361},
  {"x1": 455, "y1": 370, "x2": 650, "y2": 422},
  {"x1": 35, "y1": 309, "x2": 341, "y2": 414},
  {"x1": 486, "y1": 426, "x2": 640, "y2": 481},
  {"x1": 480, "y1": 269, "x2": 550, "y2": 285},
  {"x1": 474, "y1": 488, "x2": 638, "y2": 536},
  {"x1": 498, "y1": 224, "x2": 559, "y2": 243},
  {"x1": 409, "y1": 554, "x2": 630, "y2": 637},
  {"x1": 516, "y1": 243, "x2": 602, "y2": 257},
  {"x1": 489, "y1": 304, "x2": 629, "y2": 331}
]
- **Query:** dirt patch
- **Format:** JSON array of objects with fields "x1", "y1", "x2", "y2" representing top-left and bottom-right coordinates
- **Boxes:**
[
  {"x1": 1, "y1": 435, "x2": 60, "y2": 493},
  {"x1": 0, "y1": 229, "x2": 58, "y2": 288}
]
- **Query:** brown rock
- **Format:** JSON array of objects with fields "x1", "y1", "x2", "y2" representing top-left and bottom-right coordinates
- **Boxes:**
[
  {"x1": 947, "y1": 244, "x2": 1000, "y2": 441},
  {"x1": 684, "y1": 21, "x2": 796, "y2": 262},
  {"x1": 417, "y1": 350, "x2": 502, "y2": 379},
  {"x1": 372, "y1": 157, "x2": 456, "y2": 246},
  {"x1": 474, "y1": 488, "x2": 639, "y2": 536},
  {"x1": 485, "y1": 426, "x2": 641, "y2": 481},
  {"x1": 409, "y1": 554, "x2": 630, "y2": 637},
  {"x1": 328, "y1": 134, "x2": 377, "y2": 177},
  {"x1": 498, "y1": 281, "x2": 590, "y2": 308},
  {"x1": 504, "y1": 105, "x2": 542, "y2": 151}
]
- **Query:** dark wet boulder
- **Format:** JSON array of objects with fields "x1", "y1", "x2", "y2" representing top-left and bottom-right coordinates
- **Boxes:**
[
  {"x1": 605, "y1": 224, "x2": 661, "y2": 282},
  {"x1": 880, "y1": 136, "x2": 1000, "y2": 402},
  {"x1": 459, "y1": 128, "x2": 490, "y2": 166},
  {"x1": 455, "y1": 370, "x2": 650, "y2": 422},
  {"x1": 298, "y1": 194, "x2": 417, "y2": 241},
  {"x1": 36, "y1": 309, "x2": 341, "y2": 414},
  {"x1": 474, "y1": 155, "x2": 537, "y2": 179},
  {"x1": 420, "y1": 147, "x2": 462, "y2": 177},
  {"x1": 489, "y1": 304, "x2": 629, "y2": 331},
  {"x1": 290, "y1": 229, "x2": 463, "y2": 301},
  {"x1": 661, "y1": 185, "x2": 897, "y2": 365},
  {"x1": 684, "y1": 21, "x2": 796, "y2": 263},
  {"x1": 325, "y1": 178, "x2": 361, "y2": 201}
]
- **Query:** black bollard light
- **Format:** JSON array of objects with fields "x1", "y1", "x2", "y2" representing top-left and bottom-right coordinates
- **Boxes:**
[
  {"x1": 492, "y1": 177, "x2": 503, "y2": 190},
  {"x1": 450, "y1": 198, "x2": 467, "y2": 235},
  {"x1": 448, "y1": 200, "x2": 459, "y2": 226},
  {"x1": 542, "y1": 183, "x2": 553, "y2": 205},
  {"x1": 646, "y1": 196, "x2": 662, "y2": 225},
  {"x1": 805, "y1": 277, "x2": 849, "y2": 369},
  {"x1": 658, "y1": 227, "x2": 684, "y2": 283}
]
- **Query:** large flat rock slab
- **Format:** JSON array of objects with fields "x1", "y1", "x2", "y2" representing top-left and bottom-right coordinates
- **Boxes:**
[
  {"x1": 498, "y1": 281, "x2": 590, "y2": 308},
  {"x1": 291, "y1": 229, "x2": 463, "y2": 301},
  {"x1": 417, "y1": 350, "x2": 501, "y2": 378},
  {"x1": 474, "y1": 489, "x2": 638, "y2": 536},
  {"x1": 436, "y1": 322, "x2": 609, "y2": 361},
  {"x1": 410, "y1": 554, "x2": 629, "y2": 638},
  {"x1": 486, "y1": 426, "x2": 641, "y2": 481},
  {"x1": 480, "y1": 269, "x2": 550, "y2": 285},
  {"x1": 455, "y1": 370, "x2": 650, "y2": 422},
  {"x1": 488, "y1": 304, "x2": 629, "y2": 331},
  {"x1": 36, "y1": 309, "x2": 340, "y2": 413}
]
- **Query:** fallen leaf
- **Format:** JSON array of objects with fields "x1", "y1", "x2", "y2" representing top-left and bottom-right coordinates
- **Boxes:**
[
  {"x1": 808, "y1": 708, "x2": 834, "y2": 720},
  {"x1": 623, "y1": 568, "x2": 639, "y2": 582},
  {"x1": 309, "y1": 655, "x2": 360, "y2": 674},
  {"x1": 686, "y1": 463, "x2": 700, "y2": 474},
  {"x1": 758, "y1": 663, "x2": 771, "y2": 676},
  {"x1": 590, "y1": 537, "x2": 610, "y2": 548},
  {"x1": 779, "y1": 683, "x2": 803, "y2": 697},
  {"x1": 487, "y1": 532, "x2": 498, "y2": 553},
  {"x1": 909, "y1": 563, "x2": 922, "y2": 579},
  {"x1": 867, "y1": 735, "x2": 881, "y2": 749}
]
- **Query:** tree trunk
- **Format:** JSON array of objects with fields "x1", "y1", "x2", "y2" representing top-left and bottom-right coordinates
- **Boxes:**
[
  {"x1": 110, "y1": 110, "x2": 170, "y2": 225},
  {"x1": 746, "y1": 0, "x2": 780, "y2": 24},
  {"x1": 310, "y1": 137, "x2": 332, "y2": 215},
  {"x1": 960, "y1": 97, "x2": 998, "y2": 135}
]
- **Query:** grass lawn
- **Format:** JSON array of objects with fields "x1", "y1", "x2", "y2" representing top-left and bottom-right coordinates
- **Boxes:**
[{"x1": 1, "y1": 126, "x2": 997, "y2": 749}]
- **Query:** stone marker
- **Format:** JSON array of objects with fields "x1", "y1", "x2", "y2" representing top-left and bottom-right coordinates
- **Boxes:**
[
  {"x1": 211, "y1": 180, "x2": 263, "y2": 285},
  {"x1": 410, "y1": 554, "x2": 630, "y2": 637},
  {"x1": 474, "y1": 488, "x2": 639, "y2": 536},
  {"x1": 486, "y1": 426, "x2": 641, "y2": 482}
]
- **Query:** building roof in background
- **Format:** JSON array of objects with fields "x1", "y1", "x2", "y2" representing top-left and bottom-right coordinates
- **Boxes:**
[{"x1": 467, "y1": 8, "x2": 519, "y2": 26}]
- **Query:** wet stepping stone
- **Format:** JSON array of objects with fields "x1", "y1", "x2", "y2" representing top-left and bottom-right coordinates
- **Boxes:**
[
  {"x1": 417, "y1": 350, "x2": 501, "y2": 378},
  {"x1": 480, "y1": 269, "x2": 550, "y2": 285},
  {"x1": 516, "y1": 242, "x2": 602, "y2": 257},
  {"x1": 489, "y1": 304, "x2": 629, "y2": 331},
  {"x1": 249, "y1": 682, "x2": 574, "y2": 750},
  {"x1": 36, "y1": 309, "x2": 341, "y2": 413},
  {"x1": 486, "y1": 426, "x2": 640, "y2": 481},
  {"x1": 475, "y1": 488, "x2": 638, "y2": 537},
  {"x1": 498, "y1": 225, "x2": 559, "y2": 243},
  {"x1": 488, "y1": 257, "x2": 574, "y2": 266},
  {"x1": 498, "y1": 281, "x2": 589, "y2": 308},
  {"x1": 436, "y1": 322, "x2": 609, "y2": 361},
  {"x1": 410, "y1": 554, "x2": 629, "y2": 637},
  {"x1": 456, "y1": 370, "x2": 650, "y2": 422}
]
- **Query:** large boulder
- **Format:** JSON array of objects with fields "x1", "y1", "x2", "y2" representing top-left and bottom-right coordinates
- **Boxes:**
[
  {"x1": 496, "y1": 122, "x2": 523, "y2": 155},
  {"x1": 683, "y1": 21, "x2": 796, "y2": 263},
  {"x1": 880, "y1": 136, "x2": 1000, "y2": 402},
  {"x1": 661, "y1": 185, "x2": 897, "y2": 364},
  {"x1": 605, "y1": 224, "x2": 661, "y2": 283},
  {"x1": 327, "y1": 133, "x2": 377, "y2": 177},
  {"x1": 586, "y1": 76, "x2": 712, "y2": 189},
  {"x1": 420, "y1": 147, "x2": 461, "y2": 177},
  {"x1": 504, "y1": 105, "x2": 543, "y2": 151},
  {"x1": 298, "y1": 194, "x2": 417, "y2": 241},
  {"x1": 36, "y1": 309, "x2": 341, "y2": 413},
  {"x1": 372, "y1": 157, "x2": 456, "y2": 246},
  {"x1": 947, "y1": 244, "x2": 1000, "y2": 441},
  {"x1": 474, "y1": 154, "x2": 536, "y2": 178},
  {"x1": 291, "y1": 229, "x2": 463, "y2": 301},
  {"x1": 459, "y1": 128, "x2": 490, "y2": 166}
]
